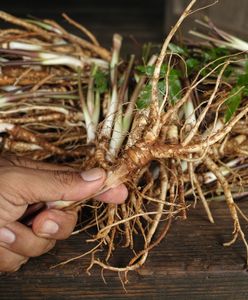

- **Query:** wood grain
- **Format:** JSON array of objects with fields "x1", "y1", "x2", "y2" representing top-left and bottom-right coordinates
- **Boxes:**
[{"x1": 1, "y1": 200, "x2": 248, "y2": 299}]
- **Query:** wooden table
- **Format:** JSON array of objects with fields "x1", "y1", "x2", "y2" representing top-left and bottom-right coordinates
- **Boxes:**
[{"x1": 1, "y1": 200, "x2": 248, "y2": 300}]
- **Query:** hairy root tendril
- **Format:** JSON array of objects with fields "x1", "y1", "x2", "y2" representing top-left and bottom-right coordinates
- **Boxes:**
[{"x1": 1, "y1": 0, "x2": 248, "y2": 278}]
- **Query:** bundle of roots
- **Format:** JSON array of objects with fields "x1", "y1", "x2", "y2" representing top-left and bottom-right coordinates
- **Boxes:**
[{"x1": 1, "y1": 0, "x2": 248, "y2": 277}]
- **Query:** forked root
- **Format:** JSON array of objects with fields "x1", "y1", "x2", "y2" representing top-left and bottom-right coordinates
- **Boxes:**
[
  {"x1": 204, "y1": 156, "x2": 248, "y2": 265},
  {"x1": 1, "y1": 0, "x2": 248, "y2": 278}
]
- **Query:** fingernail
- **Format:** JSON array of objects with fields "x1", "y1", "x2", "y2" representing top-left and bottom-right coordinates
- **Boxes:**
[
  {"x1": 40, "y1": 220, "x2": 59, "y2": 235},
  {"x1": 0, "y1": 227, "x2": 16, "y2": 244},
  {"x1": 81, "y1": 168, "x2": 104, "y2": 182}
]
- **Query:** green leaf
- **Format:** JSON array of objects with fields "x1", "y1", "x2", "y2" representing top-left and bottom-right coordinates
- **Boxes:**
[
  {"x1": 138, "y1": 65, "x2": 155, "y2": 77},
  {"x1": 223, "y1": 66, "x2": 233, "y2": 78},
  {"x1": 203, "y1": 47, "x2": 230, "y2": 62},
  {"x1": 169, "y1": 68, "x2": 181, "y2": 78},
  {"x1": 224, "y1": 86, "x2": 243, "y2": 122},
  {"x1": 237, "y1": 74, "x2": 248, "y2": 86},
  {"x1": 160, "y1": 64, "x2": 168, "y2": 77},
  {"x1": 93, "y1": 69, "x2": 108, "y2": 94},
  {"x1": 141, "y1": 42, "x2": 161, "y2": 64},
  {"x1": 186, "y1": 58, "x2": 200, "y2": 74},
  {"x1": 136, "y1": 64, "x2": 167, "y2": 77},
  {"x1": 231, "y1": 62, "x2": 248, "y2": 96},
  {"x1": 243, "y1": 86, "x2": 248, "y2": 96},
  {"x1": 136, "y1": 84, "x2": 152, "y2": 109},
  {"x1": 244, "y1": 58, "x2": 248, "y2": 74},
  {"x1": 136, "y1": 68, "x2": 182, "y2": 108},
  {"x1": 168, "y1": 71, "x2": 182, "y2": 103},
  {"x1": 168, "y1": 43, "x2": 187, "y2": 55}
]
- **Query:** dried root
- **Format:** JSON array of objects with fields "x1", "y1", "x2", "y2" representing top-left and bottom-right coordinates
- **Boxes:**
[{"x1": 0, "y1": 0, "x2": 248, "y2": 277}]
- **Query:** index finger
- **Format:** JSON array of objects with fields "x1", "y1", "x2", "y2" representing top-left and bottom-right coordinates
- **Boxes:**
[{"x1": 0, "y1": 155, "x2": 74, "y2": 171}]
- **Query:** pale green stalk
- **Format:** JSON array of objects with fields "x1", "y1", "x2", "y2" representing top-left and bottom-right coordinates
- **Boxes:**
[
  {"x1": 78, "y1": 71, "x2": 95, "y2": 143},
  {"x1": 2, "y1": 41, "x2": 43, "y2": 51},
  {"x1": 123, "y1": 55, "x2": 157, "y2": 132},
  {"x1": 87, "y1": 69, "x2": 95, "y2": 116},
  {"x1": 39, "y1": 52, "x2": 108, "y2": 69},
  {"x1": 109, "y1": 55, "x2": 157, "y2": 156},
  {"x1": 101, "y1": 83, "x2": 118, "y2": 138},
  {"x1": 26, "y1": 19, "x2": 62, "y2": 34},
  {"x1": 108, "y1": 55, "x2": 135, "y2": 156},
  {"x1": 78, "y1": 66, "x2": 102, "y2": 143},
  {"x1": 92, "y1": 91, "x2": 100, "y2": 125},
  {"x1": 101, "y1": 34, "x2": 122, "y2": 138},
  {"x1": 190, "y1": 19, "x2": 248, "y2": 51},
  {"x1": 108, "y1": 105, "x2": 123, "y2": 158},
  {"x1": 110, "y1": 34, "x2": 122, "y2": 84},
  {"x1": 0, "y1": 106, "x2": 74, "y2": 115}
]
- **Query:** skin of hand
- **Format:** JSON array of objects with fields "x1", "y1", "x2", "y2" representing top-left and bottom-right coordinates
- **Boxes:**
[{"x1": 0, "y1": 156, "x2": 128, "y2": 273}]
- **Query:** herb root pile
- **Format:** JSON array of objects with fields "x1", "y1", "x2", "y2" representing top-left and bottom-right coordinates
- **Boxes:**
[{"x1": 0, "y1": 0, "x2": 248, "y2": 276}]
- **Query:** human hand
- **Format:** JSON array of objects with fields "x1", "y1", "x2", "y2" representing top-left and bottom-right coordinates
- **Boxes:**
[{"x1": 0, "y1": 156, "x2": 128, "y2": 272}]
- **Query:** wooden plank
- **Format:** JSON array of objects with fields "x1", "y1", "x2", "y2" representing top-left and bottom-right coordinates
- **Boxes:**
[{"x1": 1, "y1": 200, "x2": 248, "y2": 299}]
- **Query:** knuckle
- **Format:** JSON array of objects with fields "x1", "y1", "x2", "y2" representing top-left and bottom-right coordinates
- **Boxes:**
[
  {"x1": 60, "y1": 231, "x2": 72, "y2": 240},
  {"x1": 0, "y1": 264, "x2": 16, "y2": 273},
  {"x1": 0, "y1": 167, "x2": 14, "y2": 190},
  {"x1": 0, "y1": 156, "x2": 15, "y2": 167},
  {"x1": 57, "y1": 227, "x2": 73, "y2": 240},
  {"x1": 31, "y1": 240, "x2": 56, "y2": 257},
  {"x1": 45, "y1": 239, "x2": 56, "y2": 252},
  {"x1": 10, "y1": 258, "x2": 29, "y2": 272},
  {"x1": 0, "y1": 191, "x2": 27, "y2": 225},
  {"x1": 37, "y1": 210, "x2": 77, "y2": 240},
  {"x1": 24, "y1": 247, "x2": 42, "y2": 258},
  {"x1": 52, "y1": 170, "x2": 78, "y2": 188},
  {"x1": 0, "y1": 247, "x2": 28, "y2": 272},
  {"x1": 0, "y1": 167, "x2": 28, "y2": 205},
  {"x1": 29, "y1": 240, "x2": 55, "y2": 257},
  {"x1": 58, "y1": 227, "x2": 76, "y2": 240},
  {"x1": 66, "y1": 211, "x2": 78, "y2": 228},
  {"x1": 0, "y1": 203, "x2": 25, "y2": 225},
  {"x1": 15, "y1": 157, "x2": 28, "y2": 168}
]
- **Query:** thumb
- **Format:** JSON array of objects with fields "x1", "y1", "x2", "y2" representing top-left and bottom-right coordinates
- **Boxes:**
[{"x1": 0, "y1": 166, "x2": 106, "y2": 206}]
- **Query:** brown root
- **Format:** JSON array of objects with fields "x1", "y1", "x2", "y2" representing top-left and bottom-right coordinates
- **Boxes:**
[{"x1": 203, "y1": 156, "x2": 248, "y2": 264}]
